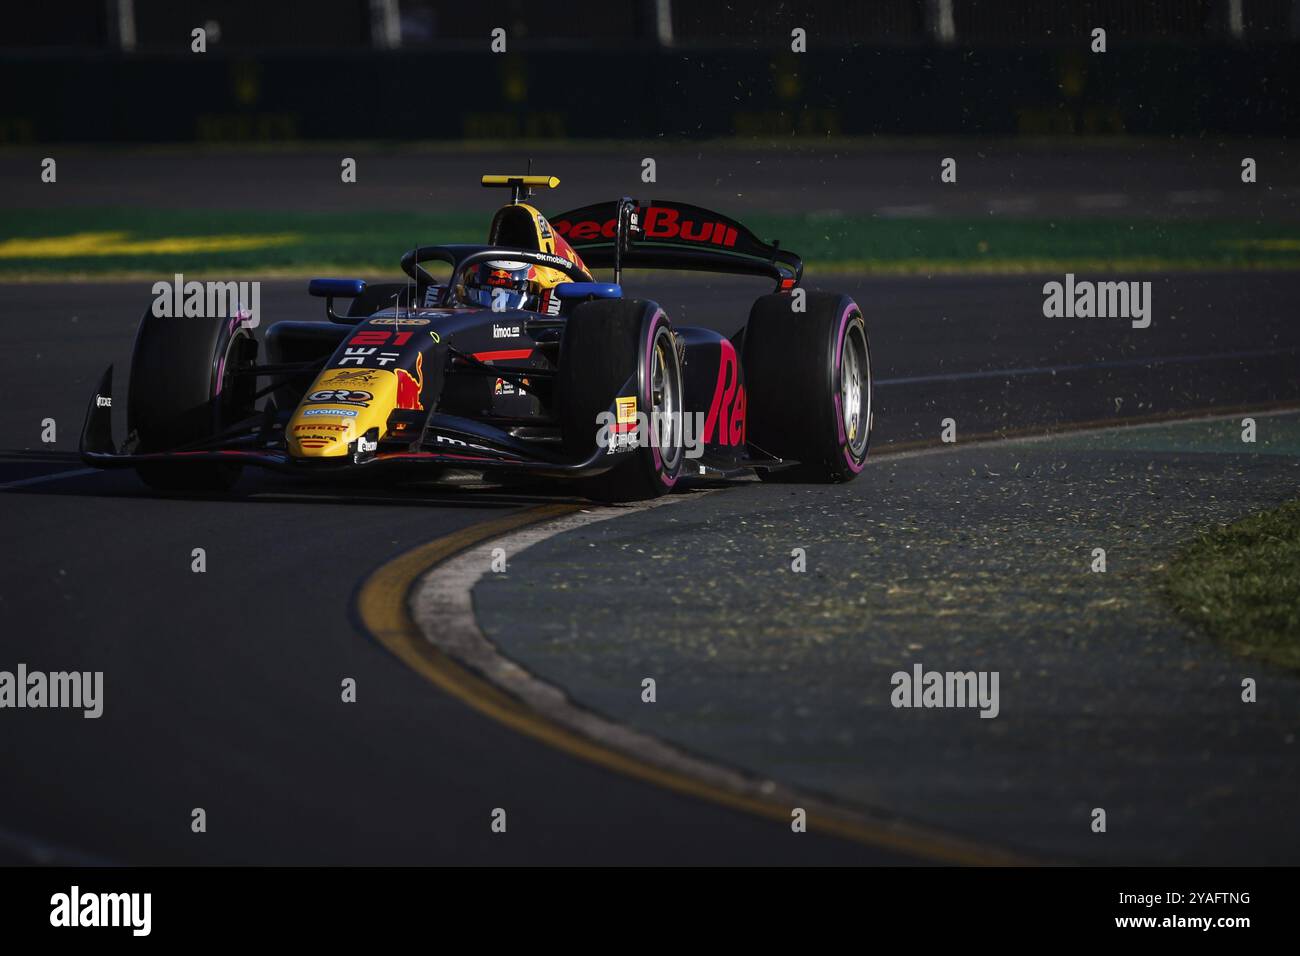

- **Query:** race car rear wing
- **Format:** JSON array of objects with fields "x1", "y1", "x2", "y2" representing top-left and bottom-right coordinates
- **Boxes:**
[{"x1": 549, "y1": 199, "x2": 803, "y2": 292}]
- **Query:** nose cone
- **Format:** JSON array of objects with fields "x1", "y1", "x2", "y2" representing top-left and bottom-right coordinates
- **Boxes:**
[{"x1": 288, "y1": 368, "x2": 399, "y2": 458}]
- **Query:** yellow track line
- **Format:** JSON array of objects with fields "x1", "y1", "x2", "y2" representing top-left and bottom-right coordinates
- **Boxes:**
[{"x1": 357, "y1": 503, "x2": 1035, "y2": 865}]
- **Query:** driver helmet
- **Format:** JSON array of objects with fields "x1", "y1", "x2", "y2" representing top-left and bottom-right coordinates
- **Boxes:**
[
  {"x1": 462, "y1": 260, "x2": 539, "y2": 311},
  {"x1": 462, "y1": 259, "x2": 573, "y2": 311}
]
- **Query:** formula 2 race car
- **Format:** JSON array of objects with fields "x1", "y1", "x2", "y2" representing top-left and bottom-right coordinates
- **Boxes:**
[{"x1": 80, "y1": 174, "x2": 873, "y2": 501}]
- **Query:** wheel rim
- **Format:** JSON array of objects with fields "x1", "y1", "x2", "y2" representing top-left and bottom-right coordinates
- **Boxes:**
[
  {"x1": 650, "y1": 327, "x2": 683, "y2": 472},
  {"x1": 841, "y1": 320, "x2": 870, "y2": 458},
  {"x1": 216, "y1": 330, "x2": 257, "y2": 430}
]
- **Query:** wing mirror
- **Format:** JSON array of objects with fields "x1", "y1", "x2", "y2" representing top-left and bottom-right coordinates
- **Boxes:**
[
  {"x1": 308, "y1": 278, "x2": 368, "y2": 323},
  {"x1": 555, "y1": 282, "x2": 622, "y2": 301}
]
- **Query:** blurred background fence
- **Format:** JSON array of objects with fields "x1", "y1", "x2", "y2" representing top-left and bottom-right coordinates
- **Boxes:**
[{"x1": 2, "y1": 0, "x2": 1297, "y2": 141}]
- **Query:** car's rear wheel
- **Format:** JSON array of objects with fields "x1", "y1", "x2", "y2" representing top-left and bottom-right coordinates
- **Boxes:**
[
  {"x1": 742, "y1": 291, "x2": 872, "y2": 482},
  {"x1": 556, "y1": 298, "x2": 684, "y2": 501},
  {"x1": 128, "y1": 308, "x2": 258, "y2": 493}
]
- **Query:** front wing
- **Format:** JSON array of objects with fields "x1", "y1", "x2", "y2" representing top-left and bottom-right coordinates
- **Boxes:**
[{"x1": 78, "y1": 366, "x2": 618, "y2": 481}]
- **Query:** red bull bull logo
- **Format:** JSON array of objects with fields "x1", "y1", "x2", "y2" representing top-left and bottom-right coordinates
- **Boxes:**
[{"x1": 395, "y1": 353, "x2": 424, "y2": 411}]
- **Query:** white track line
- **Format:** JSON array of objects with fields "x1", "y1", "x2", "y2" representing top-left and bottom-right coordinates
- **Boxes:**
[
  {"x1": 874, "y1": 404, "x2": 1300, "y2": 462},
  {"x1": 876, "y1": 346, "x2": 1300, "y2": 387}
]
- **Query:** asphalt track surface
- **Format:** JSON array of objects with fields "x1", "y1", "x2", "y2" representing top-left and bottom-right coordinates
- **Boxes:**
[
  {"x1": 1, "y1": 269, "x2": 1298, "y2": 864},
  {"x1": 3, "y1": 141, "x2": 1298, "y2": 219}
]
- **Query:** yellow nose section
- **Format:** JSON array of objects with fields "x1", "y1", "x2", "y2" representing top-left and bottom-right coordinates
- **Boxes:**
[{"x1": 288, "y1": 368, "x2": 399, "y2": 458}]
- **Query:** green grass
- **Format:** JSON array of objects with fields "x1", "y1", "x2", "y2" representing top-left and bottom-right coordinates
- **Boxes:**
[
  {"x1": 1162, "y1": 500, "x2": 1300, "y2": 672},
  {"x1": 2, "y1": 207, "x2": 1300, "y2": 278}
]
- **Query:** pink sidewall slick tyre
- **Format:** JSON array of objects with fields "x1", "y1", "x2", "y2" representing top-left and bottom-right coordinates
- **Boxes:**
[
  {"x1": 556, "y1": 297, "x2": 685, "y2": 501},
  {"x1": 742, "y1": 291, "x2": 873, "y2": 482}
]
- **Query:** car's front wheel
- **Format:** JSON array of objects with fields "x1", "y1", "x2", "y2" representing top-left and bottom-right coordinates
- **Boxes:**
[
  {"x1": 556, "y1": 298, "x2": 685, "y2": 501},
  {"x1": 128, "y1": 309, "x2": 257, "y2": 493}
]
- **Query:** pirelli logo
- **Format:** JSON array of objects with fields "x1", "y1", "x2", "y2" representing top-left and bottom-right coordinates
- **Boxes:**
[{"x1": 615, "y1": 396, "x2": 638, "y2": 432}]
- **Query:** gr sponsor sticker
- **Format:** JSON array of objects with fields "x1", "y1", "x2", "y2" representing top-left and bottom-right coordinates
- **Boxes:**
[{"x1": 307, "y1": 388, "x2": 373, "y2": 406}]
